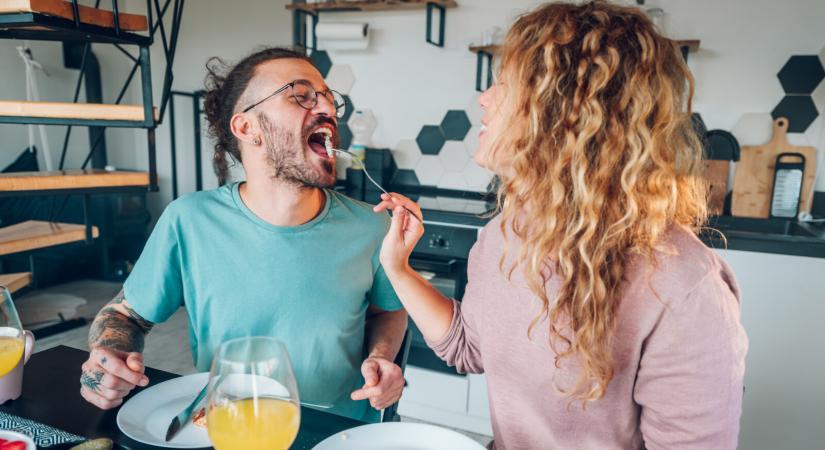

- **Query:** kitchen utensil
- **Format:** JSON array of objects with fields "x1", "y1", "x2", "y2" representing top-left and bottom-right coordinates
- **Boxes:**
[
  {"x1": 770, "y1": 153, "x2": 806, "y2": 218},
  {"x1": 731, "y1": 117, "x2": 817, "y2": 218},
  {"x1": 164, "y1": 380, "x2": 208, "y2": 442},
  {"x1": 704, "y1": 129, "x2": 740, "y2": 215}
]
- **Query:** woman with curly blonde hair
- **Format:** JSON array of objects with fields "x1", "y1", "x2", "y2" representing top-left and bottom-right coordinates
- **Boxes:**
[{"x1": 375, "y1": 1, "x2": 748, "y2": 448}]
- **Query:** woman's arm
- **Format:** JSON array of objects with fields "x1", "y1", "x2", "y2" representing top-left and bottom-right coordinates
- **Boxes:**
[
  {"x1": 374, "y1": 193, "x2": 455, "y2": 342},
  {"x1": 634, "y1": 272, "x2": 748, "y2": 449}
]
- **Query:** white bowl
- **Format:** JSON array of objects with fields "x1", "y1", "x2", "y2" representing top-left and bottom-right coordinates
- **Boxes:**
[{"x1": 0, "y1": 430, "x2": 36, "y2": 450}]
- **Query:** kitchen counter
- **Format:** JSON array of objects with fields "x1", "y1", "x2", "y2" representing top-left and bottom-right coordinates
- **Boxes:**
[{"x1": 703, "y1": 216, "x2": 825, "y2": 259}]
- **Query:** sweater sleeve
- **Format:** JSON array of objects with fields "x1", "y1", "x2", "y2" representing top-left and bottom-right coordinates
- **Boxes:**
[
  {"x1": 425, "y1": 230, "x2": 489, "y2": 374},
  {"x1": 634, "y1": 266, "x2": 748, "y2": 449}
]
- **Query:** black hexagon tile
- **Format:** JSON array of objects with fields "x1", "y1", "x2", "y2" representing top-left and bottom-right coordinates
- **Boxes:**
[
  {"x1": 391, "y1": 169, "x2": 421, "y2": 187},
  {"x1": 340, "y1": 95, "x2": 355, "y2": 123},
  {"x1": 310, "y1": 50, "x2": 333, "y2": 78},
  {"x1": 771, "y1": 95, "x2": 819, "y2": 133},
  {"x1": 338, "y1": 123, "x2": 353, "y2": 149},
  {"x1": 416, "y1": 125, "x2": 446, "y2": 155},
  {"x1": 778, "y1": 55, "x2": 825, "y2": 95},
  {"x1": 440, "y1": 110, "x2": 472, "y2": 140}
]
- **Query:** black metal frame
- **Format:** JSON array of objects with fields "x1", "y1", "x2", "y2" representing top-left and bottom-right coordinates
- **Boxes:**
[
  {"x1": 291, "y1": 1, "x2": 449, "y2": 50},
  {"x1": 0, "y1": 0, "x2": 185, "y2": 192},
  {"x1": 0, "y1": 0, "x2": 185, "y2": 338},
  {"x1": 168, "y1": 90, "x2": 205, "y2": 199},
  {"x1": 425, "y1": 2, "x2": 447, "y2": 48},
  {"x1": 295, "y1": 9, "x2": 318, "y2": 52},
  {"x1": 475, "y1": 49, "x2": 494, "y2": 92}
]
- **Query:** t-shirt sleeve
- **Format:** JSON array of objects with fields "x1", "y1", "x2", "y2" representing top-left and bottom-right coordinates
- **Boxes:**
[
  {"x1": 368, "y1": 265, "x2": 403, "y2": 312},
  {"x1": 122, "y1": 205, "x2": 185, "y2": 324}
]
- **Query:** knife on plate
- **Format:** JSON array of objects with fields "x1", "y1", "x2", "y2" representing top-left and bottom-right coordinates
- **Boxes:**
[{"x1": 164, "y1": 382, "x2": 209, "y2": 442}]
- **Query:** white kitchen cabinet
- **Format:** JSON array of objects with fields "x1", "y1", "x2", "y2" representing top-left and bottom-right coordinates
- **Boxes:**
[
  {"x1": 399, "y1": 366, "x2": 493, "y2": 436},
  {"x1": 715, "y1": 249, "x2": 825, "y2": 450}
]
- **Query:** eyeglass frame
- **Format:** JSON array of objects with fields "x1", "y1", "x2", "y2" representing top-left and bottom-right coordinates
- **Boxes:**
[{"x1": 241, "y1": 79, "x2": 346, "y2": 118}]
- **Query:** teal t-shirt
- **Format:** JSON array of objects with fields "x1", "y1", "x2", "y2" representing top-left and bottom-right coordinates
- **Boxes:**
[{"x1": 123, "y1": 183, "x2": 402, "y2": 422}]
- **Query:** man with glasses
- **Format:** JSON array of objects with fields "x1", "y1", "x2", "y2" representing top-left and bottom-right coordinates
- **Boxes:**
[{"x1": 78, "y1": 47, "x2": 408, "y2": 423}]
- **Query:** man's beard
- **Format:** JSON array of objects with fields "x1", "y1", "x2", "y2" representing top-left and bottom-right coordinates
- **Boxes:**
[{"x1": 258, "y1": 114, "x2": 336, "y2": 189}]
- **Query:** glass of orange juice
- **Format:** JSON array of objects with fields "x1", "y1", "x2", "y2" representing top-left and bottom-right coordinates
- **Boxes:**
[
  {"x1": 206, "y1": 337, "x2": 300, "y2": 450},
  {"x1": 0, "y1": 286, "x2": 25, "y2": 378}
]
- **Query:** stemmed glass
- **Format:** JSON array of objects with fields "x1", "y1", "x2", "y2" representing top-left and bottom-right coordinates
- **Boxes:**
[{"x1": 206, "y1": 336, "x2": 301, "y2": 450}]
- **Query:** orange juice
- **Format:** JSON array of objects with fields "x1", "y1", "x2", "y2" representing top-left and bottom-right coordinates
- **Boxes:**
[
  {"x1": 0, "y1": 336, "x2": 24, "y2": 377},
  {"x1": 207, "y1": 397, "x2": 299, "y2": 450}
]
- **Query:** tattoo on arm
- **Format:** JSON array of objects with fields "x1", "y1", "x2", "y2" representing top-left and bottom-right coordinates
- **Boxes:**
[
  {"x1": 88, "y1": 290, "x2": 154, "y2": 353},
  {"x1": 80, "y1": 371, "x2": 104, "y2": 392}
]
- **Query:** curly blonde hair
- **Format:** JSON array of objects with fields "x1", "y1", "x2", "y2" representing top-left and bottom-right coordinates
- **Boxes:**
[{"x1": 490, "y1": 1, "x2": 708, "y2": 403}]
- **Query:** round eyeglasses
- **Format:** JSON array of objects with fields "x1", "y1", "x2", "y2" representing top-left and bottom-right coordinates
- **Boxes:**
[{"x1": 242, "y1": 79, "x2": 347, "y2": 119}]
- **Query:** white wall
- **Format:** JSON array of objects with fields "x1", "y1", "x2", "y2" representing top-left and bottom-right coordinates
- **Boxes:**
[{"x1": 316, "y1": 0, "x2": 825, "y2": 192}]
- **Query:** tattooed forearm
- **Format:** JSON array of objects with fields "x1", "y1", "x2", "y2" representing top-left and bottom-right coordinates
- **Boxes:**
[
  {"x1": 88, "y1": 290, "x2": 154, "y2": 353},
  {"x1": 80, "y1": 370, "x2": 104, "y2": 392}
]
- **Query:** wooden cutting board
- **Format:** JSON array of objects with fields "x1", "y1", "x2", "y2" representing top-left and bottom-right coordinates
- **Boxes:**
[{"x1": 732, "y1": 117, "x2": 817, "y2": 218}]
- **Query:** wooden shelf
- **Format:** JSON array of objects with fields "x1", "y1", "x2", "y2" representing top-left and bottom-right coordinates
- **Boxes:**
[
  {"x1": 0, "y1": 169, "x2": 149, "y2": 193},
  {"x1": 0, "y1": 101, "x2": 157, "y2": 122},
  {"x1": 0, "y1": 220, "x2": 98, "y2": 256},
  {"x1": 676, "y1": 39, "x2": 700, "y2": 53},
  {"x1": 468, "y1": 39, "x2": 699, "y2": 55},
  {"x1": 0, "y1": 272, "x2": 32, "y2": 294},
  {"x1": 286, "y1": 0, "x2": 457, "y2": 13},
  {"x1": 0, "y1": 0, "x2": 148, "y2": 31},
  {"x1": 469, "y1": 44, "x2": 499, "y2": 55}
]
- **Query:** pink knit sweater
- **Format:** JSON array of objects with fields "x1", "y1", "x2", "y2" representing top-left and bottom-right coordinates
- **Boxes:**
[{"x1": 429, "y1": 217, "x2": 748, "y2": 450}]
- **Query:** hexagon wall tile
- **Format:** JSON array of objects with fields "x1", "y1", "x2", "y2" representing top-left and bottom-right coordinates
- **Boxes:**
[
  {"x1": 391, "y1": 139, "x2": 422, "y2": 170},
  {"x1": 341, "y1": 95, "x2": 355, "y2": 123},
  {"x1": 338, "y1": 123, "x2": 353, "y2": 149},
  {"x1": 731, "y1": 113, "x2": 774, "y2": 146},
  {"x1": 464, "y1": 163, "x2": 495, "y2": 193},
  {"x1": 414, "y1": 155, "x2": 445, "y2": 186},
  {"x1": 438, "y1": 172, "x2": 469, "y2": 190},
  {"x1": 310, "y1": 50, "x2": 332, "y2": 78},
  {"x1": 771, "y1": 95, "x2": 819, "y2": 133},
  {"x1": 326, "y1": 64, "x2": 356, "y2": 95},
  {"x1": 813, "y1": 77, "x2": 825, "y2": 114},
  {"x1": 786, "y1": 132, "x2": 811, "y2": 147},
  {"x1": 777, "y1": 55, "x2": 825, "y2": 95},
  {"x1": 391, "y1": 169, "x2": 420, "y2": 186},
  {"x1": 439, "y1": 141, "x2": 469, "y2": 171},
  {"x1": 416, "y1": 125, "x2": 446, "y2": 155},
  {"x1": 466, "y1": 93, "x2": 483, "y2": 125},
  {"x1": 464, "y1": 125, "x2": 481, "y2": 158},
  {"x1": 440, "y1": 110, "x2": 472, "y2": 141}
]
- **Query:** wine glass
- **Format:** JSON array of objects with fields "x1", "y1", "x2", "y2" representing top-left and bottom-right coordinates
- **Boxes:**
[
  {"x1": 0, "y1": 286, "x2": 25, "y2": 378},
  {"x1": 206, "y1": 337, "x2": 301, "y2": 450}
]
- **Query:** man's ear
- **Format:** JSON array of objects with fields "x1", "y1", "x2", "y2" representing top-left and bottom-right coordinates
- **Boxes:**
[{"x1": 230, "y1": 112, "x2": 262, "y2": 147}]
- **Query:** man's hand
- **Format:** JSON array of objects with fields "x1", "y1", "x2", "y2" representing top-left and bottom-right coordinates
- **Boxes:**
[
  {"x1": 80, "y1": 347, "x2": 148, "y2": 410},
  {"x1": 350, "y1": 356, "x2": 405, "y2": 410}
]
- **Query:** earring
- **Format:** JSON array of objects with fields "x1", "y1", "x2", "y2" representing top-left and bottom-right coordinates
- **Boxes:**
[{"x1": 253, "y1": 138, "x2": 261, "y2": 145}]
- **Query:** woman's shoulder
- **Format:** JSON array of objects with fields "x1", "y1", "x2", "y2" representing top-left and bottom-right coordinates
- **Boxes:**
[{"x1": 631, "y1": 225, "x2": 740, "y2": 306}]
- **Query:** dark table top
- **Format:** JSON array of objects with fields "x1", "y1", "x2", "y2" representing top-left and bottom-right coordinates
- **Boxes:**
[{"x1": 0, "y1": 346, "x2": 365, "y2": 450}]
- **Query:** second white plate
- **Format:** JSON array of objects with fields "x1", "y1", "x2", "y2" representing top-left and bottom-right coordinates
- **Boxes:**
[{"x1": 312, "y1": 422, "x2": 486, "y2": 450}]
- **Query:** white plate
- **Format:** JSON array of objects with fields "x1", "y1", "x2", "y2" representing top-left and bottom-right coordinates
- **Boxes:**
[
  {"x1": 0, "y1": 430, "x2": 37, "y2": 450},
  {"x1": 116, "y1": 372, "x2": 211, "y2": 449},
  {"x1": 312, "y1": 422, "x2": 486, "y2": 450}
]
